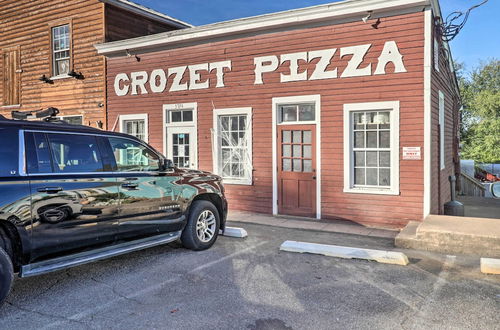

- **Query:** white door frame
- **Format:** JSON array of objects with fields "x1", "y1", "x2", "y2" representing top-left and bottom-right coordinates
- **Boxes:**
[
  {"x1": 272, "y1": 95, "x2": 321, "y2": 219},
  {"x1": 163, "y1": 102, "x2": 198, "y2": 169}
]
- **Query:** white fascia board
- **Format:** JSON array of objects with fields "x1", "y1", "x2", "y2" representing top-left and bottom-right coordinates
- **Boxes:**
[
  {"x1": 96, "y1": 0, "x2": 429, "y2": 56},
  {"x1": 100, "y1": 0, "x2": 193, "y2": 29}
]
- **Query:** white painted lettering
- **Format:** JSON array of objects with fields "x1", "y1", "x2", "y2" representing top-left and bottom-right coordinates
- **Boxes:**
[
  {"x1": 280, "y1": 52, "x2": 308, "y2": 82},
  {"x1": 168, "y1": 66, "x2": 188, "y2": 92},
  {"x1": 209, "y1": 60, "x2": 232, "y2": 88},
  {"x1": 189, "y1": 63, "x2": 209, "y2": 90},
  {"x1": 309, "y1": 49, "x2": 337, "y2": 80},
  {"x1": 340, "y1": 44, "x2": 372, "y2": 78},
  {"x1": 149, "y1": 69, "x2": 167, "y2": 93},
  {"x1": 114, "y1": 73, "x2": 130, "y2": 96},
  {"x1": 130, "y1": 71, "x2": 148, "y2": 95},
  {"x1": 374, "y1": 41, "x2": 407, "y2": 75},
  {"x1": 254, "y1": 55, "x2": 279, "y2": 85}
]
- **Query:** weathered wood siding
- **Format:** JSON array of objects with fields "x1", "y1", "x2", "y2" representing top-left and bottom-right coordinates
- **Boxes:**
[
  {"x1": 105, "y1": 5, "x2": 178, "y2": 42},
  {"x1": 0, "y1": 0, "x2": 106, "y2": 126},
  {"x1": 106, "y1": 11, "x2": 426, "y2": 228}
]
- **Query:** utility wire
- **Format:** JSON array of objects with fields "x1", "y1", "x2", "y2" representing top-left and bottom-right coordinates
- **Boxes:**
[{"x1": 439, "y1": 0, "x2": 488, "y2": 42}]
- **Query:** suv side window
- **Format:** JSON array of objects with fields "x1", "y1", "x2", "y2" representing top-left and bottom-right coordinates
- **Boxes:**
[
  {"x1": 47, "y1": 133, "x2": 104, "y2": 173},
  {"x1": 0, "y1": 127, "x2": 19, "y2": 177},
  {"x1": 108, "y1": 137, "x2": 160, "y2": 172},
  {"x1": 25, "y1": 132, "x2": 53, "y2": 174}
]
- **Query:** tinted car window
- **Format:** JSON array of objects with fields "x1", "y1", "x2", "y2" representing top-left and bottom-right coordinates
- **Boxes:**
[
  {"x1": 0, "y1": 127, "x2": 19, "y2": 177},
  {"x1": 108, "y1": 137, "x2": 159, "y2": 172},
  {"x1": 47, "y1": 133, "x2": 104, "y2": 173},
  {"x1": 25, "y1": 132, "x2": 53, "y2": 174}
]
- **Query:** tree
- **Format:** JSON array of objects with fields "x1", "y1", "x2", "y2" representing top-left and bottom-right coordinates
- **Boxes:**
[{"x1": 458, "y1": 59, "x2": 500, "y2": 163}]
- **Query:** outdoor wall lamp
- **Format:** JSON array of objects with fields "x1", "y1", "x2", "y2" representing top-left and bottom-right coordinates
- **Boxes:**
[
  {"x1": 39, "y1": 75, "x2": 53, "y2": 84},
  {"x1": 68, "y1": 70, "x2": 84, "y2": 80},
  {"x1": 362, "y1": 11, "x2": 372, "y2": 23},
  {"x1": 126, "y1": 49, "x2": 141, "y2": 62}
]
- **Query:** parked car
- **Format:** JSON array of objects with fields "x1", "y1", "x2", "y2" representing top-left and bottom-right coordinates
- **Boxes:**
[{"x1": 0, "y1": 110, "x2": 227, "y2": 306}]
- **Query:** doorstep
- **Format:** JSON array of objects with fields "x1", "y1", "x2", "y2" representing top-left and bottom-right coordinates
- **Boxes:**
[{"x1": 227, "y1": 210, "x2": 398, "y2": 239}]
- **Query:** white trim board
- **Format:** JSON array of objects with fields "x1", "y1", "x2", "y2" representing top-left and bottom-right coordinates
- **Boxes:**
[
  {"x1": 96, "y1": 0, "x2": 430, "y2": 55},
  {"x1": 272, "y1": 94, "x2": 321, "y2": 219},
  {"x1": 119, "y1": 113, "x2": 149, "y2": 142},
  {"x1": 163, "y1": 102, "x2": 198, "y2": 169},
  {"x1": 423, "y1": 8, "x2": 432, "y2": 217}
]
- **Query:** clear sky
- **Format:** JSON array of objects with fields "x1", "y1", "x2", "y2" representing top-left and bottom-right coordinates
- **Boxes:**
[{"x1": 134, "y1": 0, "x2": 498, "y2": 70}]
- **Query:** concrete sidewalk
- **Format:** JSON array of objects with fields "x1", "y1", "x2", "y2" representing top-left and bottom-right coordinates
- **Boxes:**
[{"x1": 227, "y1": 210, "x2": 398, "y2": 239}]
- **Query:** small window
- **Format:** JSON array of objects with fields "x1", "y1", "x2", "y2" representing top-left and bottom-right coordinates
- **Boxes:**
[
  {"x1": 108, "y1": 137, "x2": 159, "y2": 172},
  {"x1": 58, "y1": 115, "x2": 83, "y2": 125},
  {"x1": 51, "y1": 24, "x2": 71, "y2": 77},
  {"x1": 170, "y1": 110, "x2": 193, "y2": 123},
  {"x1": 123, "y1": 119, "x2": 146, "y2": 141},
  {"x1": 278, "y1": 103, "x2": 315, "y2": 123},
  {"x1": 47, "y1": 133, "x2": 104, "y2": 173},
  {"x1": 0, "y1": 128, "x2": 19, "y2": 176}
]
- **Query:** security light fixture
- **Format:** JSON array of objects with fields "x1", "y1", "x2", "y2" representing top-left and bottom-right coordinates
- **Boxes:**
[
  {"x1": 371, "y1": 18, "x2": 381, "y2": 29},
  {"x1": 362, "y1": 11, "x2": 372, "y2": 23},
  {"x1": 68, "y1": 70, "x2": 84, "y2": 80},
  {"x1": 126, "y1": 49, "x2": 141, "y2": 62}
]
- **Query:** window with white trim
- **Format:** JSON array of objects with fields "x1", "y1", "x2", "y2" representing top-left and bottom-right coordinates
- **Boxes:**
[
  {"x1": 213, "y1": 108, "x2": 252, "y2": 185},
  {"x1": 57, "y1": 115, "x2": 83, "y2": 125},
  {"x1": 439, "y1": 91, "x2": 445, "y2": 169},
  {"x1": 120, "y1": 114, "x2": 148, "y2": 142},
  {"x1": 344, "y1": 101, "x2": 399, "y2": 195},
  {"x1": 52, "y1": 24, "x2": 71, "y2": 77}
]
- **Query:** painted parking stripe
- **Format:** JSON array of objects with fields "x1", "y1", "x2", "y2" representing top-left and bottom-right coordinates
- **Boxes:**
[
  {"x1": 280, "y1": 240, "x2": 409, "y2": 266},
  {"x1": 480, "y1": 258, "x2": 500, "y2": 275},
  {"x1": 221, "y1": 227, "x2": 248, "y2": 238}
]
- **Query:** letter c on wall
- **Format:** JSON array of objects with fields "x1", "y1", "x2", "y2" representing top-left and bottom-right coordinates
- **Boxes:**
[{"x1": 114, "y1": 73, "x2": 130, "y2": 96}]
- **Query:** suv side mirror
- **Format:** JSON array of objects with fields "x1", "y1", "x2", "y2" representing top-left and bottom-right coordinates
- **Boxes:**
[{"x1": 160, "y1": 158, "x2": 174, "y2": 171}]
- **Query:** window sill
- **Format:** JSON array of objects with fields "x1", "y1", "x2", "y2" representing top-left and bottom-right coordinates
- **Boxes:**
[
  {"x1": 222, "y1": 178, "x2": 252, "y2": 186},
  {"x1": 343, "y1": 187, "x2": 399, "y2": 196},
  {"x1": 50, "y1": 74, "x2": 71, "y2": 80},
  {"x1": 1, "y1": 104, "x2": 21, "y2": 109}
]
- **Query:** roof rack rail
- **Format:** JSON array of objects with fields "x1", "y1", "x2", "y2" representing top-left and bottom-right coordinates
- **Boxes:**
[{"x1": 11, "y1": 107, "x2": 63, "y2": 122}]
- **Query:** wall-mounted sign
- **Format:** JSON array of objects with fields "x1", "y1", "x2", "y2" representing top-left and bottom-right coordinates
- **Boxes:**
[
  {"x1": 113, "y1": 40, "x2": 407, "y2": 96},
  {"x1": 403, "y1": 147, "x2": 421, "y2": 160}
]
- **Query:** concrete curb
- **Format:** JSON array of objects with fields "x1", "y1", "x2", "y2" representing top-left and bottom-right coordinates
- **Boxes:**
[
  {"x1": 480, "y1": 258, "x2": 500, "y2": 275},
  {"x1": 221, "y1": 227, "x2": 248, "y2": 238},
  {"x1": 280, "y1": 240, "x2": 409, "y2": 266}
]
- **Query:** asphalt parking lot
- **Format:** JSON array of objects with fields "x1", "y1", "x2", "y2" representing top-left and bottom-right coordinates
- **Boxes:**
[{"x1": 0, "y1": 222, "x2": 499, "y2": 330}]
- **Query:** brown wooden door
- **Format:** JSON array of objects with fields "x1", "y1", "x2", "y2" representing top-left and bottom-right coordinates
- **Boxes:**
[
  {"x1": 278, "y1": 125, "x2": 316, "y2": 217},
  {"x1": 2, "y1": 47, "x2": 21, "y2": 106}
]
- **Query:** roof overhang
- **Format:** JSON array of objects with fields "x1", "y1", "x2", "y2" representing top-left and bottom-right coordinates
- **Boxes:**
[
  {"x1": 95, "y1": 0, "x2": 430, "y2": 56},
  {"x1": 99, "y1": 0, "x2": 193, "y2": 29}
]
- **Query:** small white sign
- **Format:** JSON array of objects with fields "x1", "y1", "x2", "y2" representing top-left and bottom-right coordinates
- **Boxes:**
[
  {"x1": 178, "y1": 145, "x2": 185, "y2": 157},
  {"x1": 403, "y1": 147, "x2": 421, "y2": 160}
]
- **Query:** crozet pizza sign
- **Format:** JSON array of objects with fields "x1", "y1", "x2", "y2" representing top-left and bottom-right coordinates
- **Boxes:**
[{"x1": 114, "y1": 41, "x2": 407, "y2": 96}]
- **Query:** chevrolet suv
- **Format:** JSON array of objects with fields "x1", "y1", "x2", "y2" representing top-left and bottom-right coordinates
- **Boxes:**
[{"x1": 0, "y1": 109, "x2": 227, "y2": 306}]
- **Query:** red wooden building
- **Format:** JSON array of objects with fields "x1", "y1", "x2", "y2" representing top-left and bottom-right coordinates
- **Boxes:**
[{"x1": 96, "y1": 0, "x2": 460, "y2": 228}]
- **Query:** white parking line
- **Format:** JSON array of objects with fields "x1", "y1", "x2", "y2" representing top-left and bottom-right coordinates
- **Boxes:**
[{"x1": 280, "y1": 240, "x2": 409, "y2": 266}]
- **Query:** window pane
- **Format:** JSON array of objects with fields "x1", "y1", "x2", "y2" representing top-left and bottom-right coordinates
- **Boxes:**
[
  {"x1": 379, "y1": 169, "x2": 391, "y2": 186},
  {"x1": 220, "y1": 116, "x2": 229, "y2": 130},
  {"x1": 47, "y1": 134, "x2": 104, "y2": 173},
  {"x1": 293, "y1": 145, "x2": 301, "y2": 157},
  {"x1": 354, "y1": 168, "x2": 365, "y2": 185},
  {"x1": 63, "y1": 116, "x2": 83, "y2": 125},
  {"x1": 218, "y1": 114, "x2": 250, "y2": 180},
  {"x1": 303, "y1": 145, "x2": 312, "y2": 158},
  {"x1": 230, "y1": 117, "x2": 238, "y2": 130},
  {"x1": 182, "y1": 110, "x2": 193, "y2": 122},
  {"x1": 353, "y1": 112, "x2": 364, "y2": 130},
  {"x1": 25, "y1": 132, "x2": 53, "y2": 174},
  {"x1": 366, "y1": 112, "x2": 377, "y2": 129},
  {"x1": 171, "y1": 111, "x2": 182, "y2": 122},
  {"x1": 298, "y1": 104, "x2": 315, "y2": 121},
  {"x1": 292, "y1": 131, "x2": 301, "y2": 143},
  {"x1": 109, "y1": 137, "x2": 159, "y2": 172},
  {"x1": 238, "y1": 115, "x2": 246, "y2": 130},
  {"x1": 282, "y1": 145, "x2": 291, "y2": 157},
  {"x1": 367, "y1": 131, "x2": 377, "y2": 148},
  {"x1": 354, "y1": 132, "x2": 364, "y2": 148},
  {"x1": 379, "y1": 131, "x2": 390, "y2": 148},
  {"x1": 303, "y1": 130, "x2": 312, "y2": 144},
  {"x1": 303, "y1": 160, "x2": 312, "y2": 172},
  {"x1": 379, "y1": 151, "x2": 390, "y2": 167},
  {"x1": 366, "y1": 151, "x2": 377, "y2": 167},
  {"x1": 282, "y1": 130, "x2": 291, "y2": 143},
  {"x1": 282, "y1": 159, "x2": 291, "y2": 171},
  {"x1": 280, "y1": 105, "x2": 297, "y2": 122},
  {"x1": 366, "y1": 168, "x2": 378, "y2": 185},
  {"x1": 354, "y1": 151, "x2": 365, "y2": 167},
  {"x1": 293, "y1": 159, "x2": 301, "y2": 172}
]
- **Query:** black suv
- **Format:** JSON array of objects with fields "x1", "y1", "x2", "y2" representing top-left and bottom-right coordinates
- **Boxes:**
[{"x1": 0, "y1": 109, "x2": 227, "y2": 306}]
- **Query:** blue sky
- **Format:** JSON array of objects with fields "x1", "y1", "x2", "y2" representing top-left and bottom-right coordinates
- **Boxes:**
[{"x1": 135, "y1": 0, "x2": 497, "y2": 70}]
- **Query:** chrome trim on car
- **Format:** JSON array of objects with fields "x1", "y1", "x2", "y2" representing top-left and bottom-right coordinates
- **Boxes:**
[
  {"x1": 119, "y1": 216, "x2": 185, "y2": 226},
  {"x1": 18, "y1": 129, "x2": 27, "y2": 176}
]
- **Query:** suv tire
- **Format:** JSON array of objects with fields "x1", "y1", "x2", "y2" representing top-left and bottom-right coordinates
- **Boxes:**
[
  {"x1": 181, "y1": 200, "x2": 220, "y2": 251},
  {"x1": 0, "y1": 247, "x2": 14, "y2": 306}
]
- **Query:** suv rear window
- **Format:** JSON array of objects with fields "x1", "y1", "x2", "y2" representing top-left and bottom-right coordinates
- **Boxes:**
[{"x1": 0, "y1": 127, "x2": 19, "y2": 177}]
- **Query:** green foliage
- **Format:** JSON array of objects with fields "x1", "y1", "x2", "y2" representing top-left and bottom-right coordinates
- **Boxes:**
[{"x1": 458, "y1": 59, "x2": 500, "y2": 163}]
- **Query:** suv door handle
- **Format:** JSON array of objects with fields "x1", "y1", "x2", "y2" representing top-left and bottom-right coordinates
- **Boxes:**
[
  {"x1": 37, "y1": 187, "x2": 63, "y2": 194},
  {"x1": 121, "y1": 183, "x2": 139, "y2": 190}
]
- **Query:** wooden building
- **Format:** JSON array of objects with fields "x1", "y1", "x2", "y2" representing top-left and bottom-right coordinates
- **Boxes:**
[
  {"x1": 97, "y1": 0, "x2": 460, "y2": 228},
  {"x1": 0, "y1": 0, "x2": 191, "y2": 127}
]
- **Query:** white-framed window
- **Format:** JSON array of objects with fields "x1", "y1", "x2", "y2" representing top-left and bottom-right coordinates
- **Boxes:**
[
  {"x1": 277, "y1": 103, "x2": 316, "y2": 124},
  {"x1": 439, "y1": 91, "x2": 445, "y2": 170},
  {"x1": 51, "y1": 24, "x2": 71, "y2": 77},
  {"x1": 119, "y1": 114, "x2": 148, "y2": 142},
  {"x1": 57, "y1": 115, "x2": 83, "y2": 125},
  {"x1": 434, "y1": 38, "x2": 440, "y2": 72},
  {"x1": 213, "y1": 108, "x2": 252, "y2": 185},
  {"x1": 343, "y1": 101, "x2": 400, "y2": 195}
]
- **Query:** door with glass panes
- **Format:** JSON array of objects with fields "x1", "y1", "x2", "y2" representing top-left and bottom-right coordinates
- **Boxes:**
[{"x1": 165, "y1": 107, "x2": 197, "y2": 169}]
